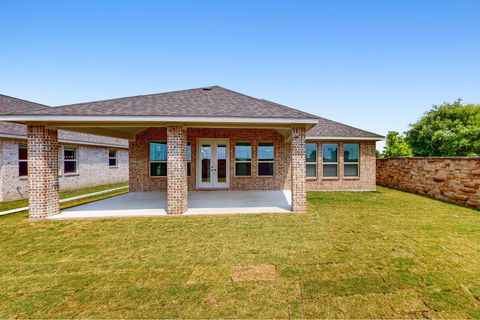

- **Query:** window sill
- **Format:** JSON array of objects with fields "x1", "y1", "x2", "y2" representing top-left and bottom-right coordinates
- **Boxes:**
[
  {"x1": 321, "y1": 177, "x2": 339, "y2": 181},
  {"x1": 109, "y1": 166, "x2": 119, "y2": 169},
  {"x1": 257, "y1": 175, "x2": 274, "y2": 178},
  {"x1": 343, "y1": 177, "x2": 360, "y2": 180},
  {"x1": 306, "y1": 177, "x2": 318, "y2": 180},
  {"x1": 19, "y1": 177, "x2": 28, "y2": 181},
  {"x1": 149, "y1": 176, "x2": 167, "y2": 178},
  {"x1": 63, "y1": 173, "x2": 79, "y2": 177},
  {"x1": 234, "y1": 175, "x2": 252, "y2": 178}
]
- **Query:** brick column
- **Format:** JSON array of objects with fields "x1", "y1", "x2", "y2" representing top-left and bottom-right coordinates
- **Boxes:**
[
  {"x1": 167, "y1": 125, "x2": 188, "y2": 214},
  {"x1": 291, "y1": 126, "x2": 307, "y2": 212},
  {"x1": 27, "y1": 125, "x2": 59, "y2": 219}
]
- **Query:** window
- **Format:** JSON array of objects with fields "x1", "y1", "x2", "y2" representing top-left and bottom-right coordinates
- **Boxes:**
[
  {"x1": 235, "y1": 142, "x2": 251, "y2": 176},
  {"x1": 108, "y1": 150, "x2": 117, "y2": 167},
  {"x1": 258, "y1": 142, "x2": 274, "y2": 176},
  {"x1": 63, "y1": 147, "x2": 77, "y2": 174},
  {"x1": 187, "y1": 143, "x2": 191, "y2": 176},
  {"x1": 18, "y1": 145, "x2": 28, "y2": 177},
  {"x1": 306, "y1": 143, "x2": 317, "y2": 178},
  {"x1": 344, "y1": 143, "x2": 359, "y2": 177},
  {"x1": 150, "y1": 142, "x2": 167, "y2": 176},
  {"x1": 322, "y1": 143, "x2": 338, "y2": 177}
]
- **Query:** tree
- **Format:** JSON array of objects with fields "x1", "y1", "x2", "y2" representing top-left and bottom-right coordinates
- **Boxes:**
[
  {"x1": 405, "y1": 100, "x2": 480, "y2": 156},
  {"x1": 382, "y1": 131, "x2": 412, "y2": 158}
]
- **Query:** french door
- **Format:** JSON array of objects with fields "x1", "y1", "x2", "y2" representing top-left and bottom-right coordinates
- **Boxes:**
[{"x1": 197, "y1": 139, "x2": 229, "y2": 189}]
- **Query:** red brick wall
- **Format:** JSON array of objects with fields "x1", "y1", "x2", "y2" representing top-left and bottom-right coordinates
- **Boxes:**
[
  {"x1": 377, "y1": 157, "x2": 480, "y2": 208},
  {"x1": 27, "y1": 125, "x2": 59, "y2": 219},
  {"x1": 129, "y1": 127, "x2": 290, "y2": 192},
  {"x1": 306, "y1": 140, "x2": 376, "y2": 191}
]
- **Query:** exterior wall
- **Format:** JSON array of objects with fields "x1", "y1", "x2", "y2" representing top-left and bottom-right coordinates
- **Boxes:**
[
  {"x1": 0, "y1": 138, "x2": 128, "y2": 202},
  {"x1": 305, "y1": 140, "x2": 377, "y2": 191},
  {"x1": 291, "y1": 127, "x2": 307, "y2": 211},
  {"x1": 377, "y1": 157, "x2": 480, "y2": 208},
  {"x1": 130, "y1": 127, "x2": 291, "y2": 192}
]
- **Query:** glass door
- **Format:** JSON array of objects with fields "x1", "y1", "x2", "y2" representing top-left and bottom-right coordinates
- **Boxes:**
[{"x1": 197, "y1": 139, "x2": 229, "y2": 189}]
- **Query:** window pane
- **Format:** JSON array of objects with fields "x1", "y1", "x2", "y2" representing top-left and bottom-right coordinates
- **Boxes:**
[
  {"x1": 323, "y1": 164, "x2": 337, "y2": 177},
  {"x1": 19, "y1": 146, "x2": 28, "y2": 160},
  {"x1": 235, "y1": 162, "x2": 251, "y2": 176},
  {"x1": 109, "y1": 158, "x2": 117, "y2": 166},
  {"x1": 235, "y1": 142, "x2": 251, "y2": 161},
  {"x1": 150, "y1": 162, "x2": 167, "y2": 176},
  {"x1": 258, "y1": 162, "x2": 274, "y2": 176},
  {"x1": 19, "y1": 162, "x2": 28, "y2": 176},
  {"x1": 187, "y1": 162, "x2": 191, "y2": 176},
  {"x1": 258, "y1": 142, "x2": 274, "y2": 161},
  {"x1": 322, "y1": 144, "x2": 338, "y2": 162},
  {"x1": 64, "y1": 161, "x2": 76, "y2": 173},
  {"x1": 64, "y1": 148, "x2": 76, "y2": 160},
  {"x1": 306, "y1": 143, "x2": 317, "y2": 162},
  {"x1": 306, "y1": 163, "x2": 317, "y2": 177},
  {"x1": 201, "y1": 144, "x2": 211, "y2": 183},
  {"x1": 187, "y1": 143, "x2": 191, "y2": 161},
  {"x1": 217, "y1": 145, "x2": 227, "y2": 183},
  {"x1": 109, "y1": 150, "x2": 116, "y2": 158},
  {"x1": 150, "y1": 142, "x2": 167, "y2": 161},
  {"x1": 344, "y1": 164, "x2": 359, "y2": 177},
  {"x1": 344, "y1": 144, "x2": 359, "y2": 162}
]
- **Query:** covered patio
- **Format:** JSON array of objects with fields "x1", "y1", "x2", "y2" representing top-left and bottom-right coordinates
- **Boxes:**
[{"x1": 48, "y1": 190, "x2": 292, "y2": 219}]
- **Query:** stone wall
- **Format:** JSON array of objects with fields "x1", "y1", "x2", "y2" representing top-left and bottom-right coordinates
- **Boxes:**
[
  {"x1": 0, "y1": 138, "x2": 129, "y2": 202},
  {"x1": 376, "y1": 157, "x2": 480, "y2": 208}
]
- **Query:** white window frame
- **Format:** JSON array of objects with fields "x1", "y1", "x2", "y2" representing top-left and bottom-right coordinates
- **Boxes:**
[
  {"x1": 322, "y1": 143, "x2": 338, "y2": 178},
  {"x1": 63, "y1": 147, "x2": 78, "y2": 174},
  {"x1": 18, "y1": 145, "x2": 28, "y2": 177},
  {"x1": 343, "y1": 143, "x2": 360, "y2": 177},
  {"x1": 306, "y1": 143, "x2": 317, "y2": 179},
  {"x1": 234, "y1": 141, "x2": 252, "y2": 177},
  {"x1": 108, "y1": 149, "x2": 117, "y2": 167},
  {"x1": 149, "y1": 141, "x2": 167, "y2": 177},
  {"x1": 257, "y1": 141, "x2": 274, "y2": 177}
]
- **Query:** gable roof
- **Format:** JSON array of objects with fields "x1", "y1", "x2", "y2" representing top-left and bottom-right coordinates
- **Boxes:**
[
  {"x1": 0, "y1": 95, "x2": 128, "y2": 148},
  {"x1": 306, "y1": 117, "x2": 384, "y2": 140},
  {"x1": 5, "y1": 86, "x2": 318, "y2": 119}
]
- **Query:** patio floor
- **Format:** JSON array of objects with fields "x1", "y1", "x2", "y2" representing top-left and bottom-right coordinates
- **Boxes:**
[{"x1": 48, "y1": 190, "x2": 292, "y2": 219}]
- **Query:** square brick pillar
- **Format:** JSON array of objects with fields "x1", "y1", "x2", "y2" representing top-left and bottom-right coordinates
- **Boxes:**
[
  {"x1": 291, "y1": 126, "x2": 307, "y2": 212},
  {"x1": 27, "y1": 125, "x2": 60, "y2": 219},
  {"x1": 167, "y1": 125, "x2": 188, "y2": 214}
]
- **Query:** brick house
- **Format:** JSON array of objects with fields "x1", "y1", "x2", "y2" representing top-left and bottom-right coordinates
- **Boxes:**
[
  {"x1": 0, "y1": 95, "x2": 129, "y2": 202},
  {"x1": 0, "y1": 86, "x2": 382, "y2": 219}
]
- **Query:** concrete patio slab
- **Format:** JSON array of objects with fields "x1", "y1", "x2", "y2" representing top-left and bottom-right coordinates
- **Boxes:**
[{"x1": 48, "y1": 190, "x2": 292, "y2": 220}]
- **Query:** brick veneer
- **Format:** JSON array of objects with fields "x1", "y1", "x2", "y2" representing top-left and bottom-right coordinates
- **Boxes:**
[
  {"x1": 129, "y1": 127, "x2": 291, "y2": 192},
  {"x1": 167, "y1": 125, "x2": 188, "y2": 214},
  {"x1": 305, "y1": 140, "x2": 376, "y2": 191},
  {"x1": 291, "y1": 127, "x2": 307, "y2": 212},
  {"x1": 27, "y1": 125, "x2": 59, "y2": 219},
  {"x1": 377, "y1": 157, "x2": 480, "y2": 208}
]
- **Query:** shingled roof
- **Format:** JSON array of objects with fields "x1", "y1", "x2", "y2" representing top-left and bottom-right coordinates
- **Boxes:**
[
  {"x1": 306, "y1": 117, "x2": 383, "y2": 139},
  {"x1": 6, "y1": 86, "x2": 318, "y2": 119},
  {"x1": 0, "y1": 95, "x2": 128, "y2": 147}
]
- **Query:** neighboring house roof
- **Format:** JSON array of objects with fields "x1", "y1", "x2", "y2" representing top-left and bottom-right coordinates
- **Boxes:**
[
  {"x1": 0, "y1": 95, "x2": 128, "y2": 148},
  {"x1": 306, "y1": 117, "x2": 384, "y2": 140},
  {"x1": 5, "y1": 86, "x2": 318, "y2": 119}
]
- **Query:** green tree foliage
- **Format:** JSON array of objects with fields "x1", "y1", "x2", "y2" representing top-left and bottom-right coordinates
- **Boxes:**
[
  {"x1": 405, "y1": 100, "x2": 480, "y2": 156},
  {"x1": 381, "y1": 131, "x2": 412, "y2": 158}
]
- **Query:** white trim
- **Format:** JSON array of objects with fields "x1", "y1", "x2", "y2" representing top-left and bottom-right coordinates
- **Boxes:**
[
  {"x1": 0, "y1": 115, "x2": 318, "y2": 124},
  {"x1": 307, "y1": 136, "x2": 383, "y2": 141}
]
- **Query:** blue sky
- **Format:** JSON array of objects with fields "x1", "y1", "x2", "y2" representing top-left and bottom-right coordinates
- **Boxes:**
[{"x1": 1, "y1": 0, "x2": 479, "y2": 150}]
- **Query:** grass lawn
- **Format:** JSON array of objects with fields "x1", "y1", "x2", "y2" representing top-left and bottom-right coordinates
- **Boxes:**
[
  {"x1": 0, "y1": 182, "x2": 129, "y2": 213},
  {"x1": 1, "y1": 187, "x2": 479, "y2": 318}
]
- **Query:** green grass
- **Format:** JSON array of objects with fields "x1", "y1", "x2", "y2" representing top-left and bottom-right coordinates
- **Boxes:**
[
  {"x1": 0, "y1": 182, "x2": 129, "y2": 212},
  {"x1": 1, "y1": 186, "x2": 479, "y2": 318}
]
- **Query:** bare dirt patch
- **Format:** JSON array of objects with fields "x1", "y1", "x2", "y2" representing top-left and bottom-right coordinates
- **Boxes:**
[{"x1": 231, "y1": 264, "x2": 276, "y2": 282}]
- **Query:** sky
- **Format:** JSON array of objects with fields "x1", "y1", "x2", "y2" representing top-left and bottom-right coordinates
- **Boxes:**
[{"x1": 1, "y1": 0, "x2": 480, "y2": 150}]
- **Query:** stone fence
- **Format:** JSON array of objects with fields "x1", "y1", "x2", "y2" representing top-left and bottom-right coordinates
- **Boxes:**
[{"x1": 376, "y1": 157, "x2": 480, "y2": 208}]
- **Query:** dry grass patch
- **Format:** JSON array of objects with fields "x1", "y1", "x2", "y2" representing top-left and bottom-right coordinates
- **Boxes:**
[{"x1": 231, "y1": 264, "x2": 276, "y2": 282}]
